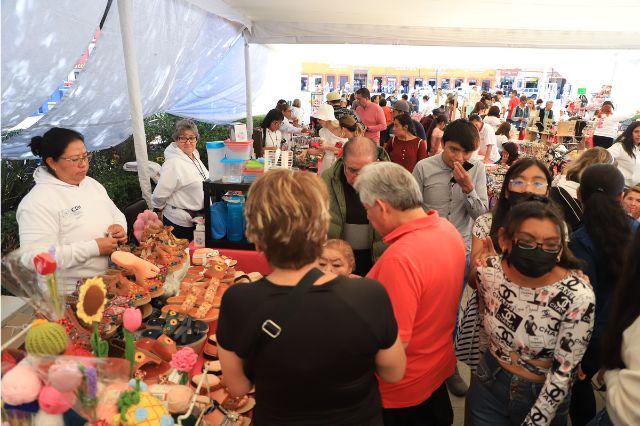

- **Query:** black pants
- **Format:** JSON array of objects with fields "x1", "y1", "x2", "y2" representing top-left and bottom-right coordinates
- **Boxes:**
[
  {"x1": 592, "y1": 135, "x2": 614, "y2": 149},
  {"x1": 382, "y1": 381, "x2": 453, "y2": 426},
  {"x1": 163, "y1": 216, "x2": 194, "y2": 241}
]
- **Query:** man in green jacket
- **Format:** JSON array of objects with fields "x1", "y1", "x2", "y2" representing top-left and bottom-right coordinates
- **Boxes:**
[{"x1": 321, "y1": 136, "x2": 390, "y2": 275}]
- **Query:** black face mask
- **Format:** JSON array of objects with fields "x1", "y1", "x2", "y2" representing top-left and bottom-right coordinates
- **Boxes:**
[
  {"x1": 507, "y1": 191, "x2": 547, "y2": 207},
  {"x1": 505, "y1": 244, "x2": 558, "y2": 278}
]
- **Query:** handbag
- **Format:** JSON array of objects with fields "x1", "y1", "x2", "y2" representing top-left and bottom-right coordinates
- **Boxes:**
[{"x1": 455, "y1": 289, "x2": 482, "y2": 372}]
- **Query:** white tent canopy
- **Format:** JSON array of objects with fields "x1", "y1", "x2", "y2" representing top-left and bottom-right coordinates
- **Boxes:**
[
  {"x1": 231, "y1": 0, "x2": 640, "y2": 49},
  {"x1": 2, "y1": 0, "x2": 639, "y2": 201}
]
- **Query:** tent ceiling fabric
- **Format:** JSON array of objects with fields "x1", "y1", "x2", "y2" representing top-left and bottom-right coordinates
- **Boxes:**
[
  {"x1": 224, "y1": 0, "x2": 640, "y2": 49},
  {"x1": 3, "y1": 0, "x2": 242, "y2": 159},
  {"x1": 168, "y1": 41, "x2": 299, "y2": 123},
  {"x1": 1, "y1": 0, "x2": 108, "y2": 128}
]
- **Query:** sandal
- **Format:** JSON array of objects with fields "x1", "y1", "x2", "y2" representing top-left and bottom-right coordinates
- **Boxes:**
[
  {"x1": 191, "y1": 373, "x2": 222, "y2": 394},
  {"x1": 135, "y1": 335, "x2": 177, "y2": 363},
  {"x1": 190, "y1": 302, "x2": 219, "y2": 322},
  {"x1": 133, "y1": 344, "x2": 172, "y2": 382},
  {"x1": 204, "y1": 335, "x2": 218, "y2": 359},
  {"x1": 203, "y1": 360, "x2": 221, "y2": 374},
  {"x1": 142, "y1": 314, "x2": 208, "y2": 341},
  {"x1": 209, "y1": 388, "x2": 255, "y2": 414},
  {"x1": 172, "y1": 317, "x2": 207, "y2": 351}
]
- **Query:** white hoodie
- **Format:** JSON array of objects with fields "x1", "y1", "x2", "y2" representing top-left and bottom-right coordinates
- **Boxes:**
[
  {"x1": 16, "y1": 167, "x2": 127, "y2": 293},
  {"x1": 152, "y1": 143, "x2": 208, "y2": 228}
]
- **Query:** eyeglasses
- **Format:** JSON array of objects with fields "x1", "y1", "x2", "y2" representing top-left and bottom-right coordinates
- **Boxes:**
[
  {"x1": 509, "y1": 179, "x2": 548, "y2": 190},
  {"x1": 177, "y1": 136, "x2": 198, "y2": 143},
  {"x1": 513, "y1": 239, "x2": 562, "y2": 254},
  {"x1": 59, "y1": 153, "x2": 92, "y2": 165}
]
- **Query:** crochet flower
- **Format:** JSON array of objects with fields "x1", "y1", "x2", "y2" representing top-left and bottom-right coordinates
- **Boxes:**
[
  {"x1": 170, "y1": 347, "x2": 198, "y2": 372},
  {"x1": 122, "y1": 308, "x2": 142, "y2": 332},
  {"x1": 76, "y1": 277, "x2": 107, "y2": 325}
]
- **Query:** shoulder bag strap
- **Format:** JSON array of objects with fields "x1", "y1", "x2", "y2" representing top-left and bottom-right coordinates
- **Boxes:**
[{"x1": 252, "y1": 268, "x2": 324, "y2": 354}]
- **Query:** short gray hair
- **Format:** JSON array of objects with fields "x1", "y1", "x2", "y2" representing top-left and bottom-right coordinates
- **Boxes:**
[
  {"x1": 172, "y1": 119, "x2": 200, "y2": 141},
  {"x1": 354, "y1": 162, "x2": 423, "y2": 211}
]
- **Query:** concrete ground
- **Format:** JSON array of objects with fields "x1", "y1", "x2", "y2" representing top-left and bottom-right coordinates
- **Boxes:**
[{"x1": 448, "y1": 288, "x2": 606, "y2": 425}]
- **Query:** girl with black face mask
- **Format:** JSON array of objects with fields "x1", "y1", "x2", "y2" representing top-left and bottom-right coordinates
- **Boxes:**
[
  {"x1": 470, "y1": 158, "x2": 552, "y2": 288},
  {"x1": 457, "y1": 159, "x2": 554, "y2": 425},
  {"x1": 469, "y1": 201, "x2": 594, "y2": 426}
]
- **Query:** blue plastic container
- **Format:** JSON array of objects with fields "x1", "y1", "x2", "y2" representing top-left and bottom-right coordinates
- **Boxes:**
[
  {"x1": 210, "y1": 202, "x2": 227, "y2": 240},
  {"x1": 225, "y1": 195, "x2": 245, "y2": 242}
]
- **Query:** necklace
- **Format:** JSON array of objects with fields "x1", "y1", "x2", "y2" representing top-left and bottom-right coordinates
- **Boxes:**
[
  {"x1": 191, "y1": 156, "x2": 207, "y2": 180},
  {"x1": 267, "y1": 130, "x2": 280, "y2": 148}
]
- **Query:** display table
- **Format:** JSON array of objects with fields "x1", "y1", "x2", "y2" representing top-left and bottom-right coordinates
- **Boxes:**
[{"x1": 189, "y1": 241, "x2": 272, "y2": 276}]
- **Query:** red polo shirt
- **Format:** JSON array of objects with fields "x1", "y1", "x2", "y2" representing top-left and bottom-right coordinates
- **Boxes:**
[
  {"x1": 367, "y1": 211, "x2": 466, "y2": 408},
  {"x1": 507, "y1": 96, "x2": 519, "y2": 119}
]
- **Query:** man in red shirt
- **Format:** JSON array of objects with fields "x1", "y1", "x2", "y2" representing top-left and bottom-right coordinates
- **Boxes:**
[
  {"x1": 507, "y1": 89, "x2": 519, "y2": 122},
  {"x1": 355, "y1": 162, "x2": 467, "y2": 425},
  {"x1": 354, "y1": 87, "x2": 388, "y2": 144}
]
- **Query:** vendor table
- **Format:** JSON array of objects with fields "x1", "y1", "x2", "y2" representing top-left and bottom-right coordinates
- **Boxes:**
[{"x1": 189, "y1": 241, "x2": 272, "y2": 276}]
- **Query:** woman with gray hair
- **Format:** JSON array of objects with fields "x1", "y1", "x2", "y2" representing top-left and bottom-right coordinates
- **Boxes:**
[{"x1": 152, "y1": 118, "x2": 208, "y2": 240}]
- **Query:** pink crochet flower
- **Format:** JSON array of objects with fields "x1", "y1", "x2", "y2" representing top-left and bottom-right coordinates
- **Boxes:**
[
  {"x1": 122, "y1": 307, "x2": 142, "y2": 332},
  {"x1": 170, "y1": 347, "x2": 198, "y2": 372}
]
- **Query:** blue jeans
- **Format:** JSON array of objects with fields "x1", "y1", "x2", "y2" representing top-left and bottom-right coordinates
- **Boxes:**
[
  {"x1": 468, "y1": 352, "x2": 570, "y2": 426},
  {"x1": 585, "y1": 409, "x2": 614, "y2": 426}
]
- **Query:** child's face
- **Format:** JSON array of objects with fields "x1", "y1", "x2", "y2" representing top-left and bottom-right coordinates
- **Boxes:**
[{"x1": 318, "y1": 248, "x2": 352, "y2": 276}]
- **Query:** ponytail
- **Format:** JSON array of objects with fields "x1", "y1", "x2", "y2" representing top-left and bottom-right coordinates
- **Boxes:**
[{"x1": 582, "y1": 193, "x2": 632, "y2": 286}]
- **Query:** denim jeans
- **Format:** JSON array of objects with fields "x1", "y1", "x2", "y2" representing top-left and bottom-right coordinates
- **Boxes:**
[
  {"x1": 585, "y1": 409, "x2": 614, "y2": 426},
  {"x1": 468, "y1": 352, "x2": 570, "y2": 426}
]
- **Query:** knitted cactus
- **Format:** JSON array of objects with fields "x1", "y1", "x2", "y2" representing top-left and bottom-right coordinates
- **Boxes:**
[{"x1": 25, "y1": 319, "x2": 68, "y2": 355}]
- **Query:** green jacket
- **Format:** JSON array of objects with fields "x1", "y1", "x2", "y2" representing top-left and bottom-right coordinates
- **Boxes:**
[{"x1": 320, "y1": 147, "x2": 390, "y2": 263}]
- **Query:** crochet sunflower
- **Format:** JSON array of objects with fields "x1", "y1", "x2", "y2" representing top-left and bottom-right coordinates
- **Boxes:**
[{"x1": 77, "y1": 277, "x2": 107, "y2": 324}]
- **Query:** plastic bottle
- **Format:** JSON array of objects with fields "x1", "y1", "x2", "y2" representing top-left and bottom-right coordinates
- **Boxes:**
[{"x1": 206, "y1": 141, "x2": 225, "y2": 182}]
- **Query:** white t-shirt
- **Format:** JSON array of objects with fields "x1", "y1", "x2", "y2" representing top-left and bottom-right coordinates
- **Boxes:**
[
  {"x1": 594, "y1": 114, "x2": 624, "y2": 139},
  {"x1": 477, "y1": 123, "x2": 500, "y2": 163},
  {"x1": 265, "y1": 129, "x2": 282, "y2": 149},
  {"x1": 483, "y1": 116, "x2": 502, "y2": 129},
  {"x1": 608, "y1": 142, "x2": 640, "y2": 187},
  {"x1": 318, "y1": 127, "x2": 348, "y2": 174}
]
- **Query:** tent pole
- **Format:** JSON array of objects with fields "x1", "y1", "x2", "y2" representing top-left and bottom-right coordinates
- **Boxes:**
[
  {"x1": 117, "y1": 0, "x2": 152, "y2": 207},
  {"x1": 243, "y1": 29, "x2": 253, "y2": 137}
]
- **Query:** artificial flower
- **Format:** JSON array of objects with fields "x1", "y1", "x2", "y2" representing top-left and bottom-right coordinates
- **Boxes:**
[
  {"x1": 76, "y1": 277, "x2": 107, "y2": 325},
  {"x1": 122, "y1": 308, "x2": 142, "y2": 332},
  {"x1": 170, "y1": 347, "x2": 198, "y2": 372}
]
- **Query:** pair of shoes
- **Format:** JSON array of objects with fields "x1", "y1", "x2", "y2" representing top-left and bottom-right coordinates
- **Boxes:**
[{"x1": 445, "y1": 366, "x2": 468, "y2": 397}]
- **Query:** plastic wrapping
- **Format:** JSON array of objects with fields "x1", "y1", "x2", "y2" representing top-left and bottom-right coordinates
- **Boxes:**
[{"x1": 1, "y1": 248, "x2": 65, "y2": 321}]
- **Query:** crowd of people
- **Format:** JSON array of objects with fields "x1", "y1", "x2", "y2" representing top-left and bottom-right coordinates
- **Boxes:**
[
  {"x1": 226, "y1": 89, "x2": 639, "y2": 425},
  {"x1": 14, "y1": 84, "x2": 640, "y2": 425}
]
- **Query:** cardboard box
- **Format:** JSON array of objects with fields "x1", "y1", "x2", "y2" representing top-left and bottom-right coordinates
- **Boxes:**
[{"x1": 229, "y1": 123, "x2": 248, "y2": 142}]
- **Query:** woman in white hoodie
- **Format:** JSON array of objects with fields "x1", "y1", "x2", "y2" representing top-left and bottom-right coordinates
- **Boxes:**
[
  {"x1": 152, "y1": 119, "x2": 208, "y2": 241},
  {"x1": 17, "y1": 128, "x2": 127, "y2": 294}
]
